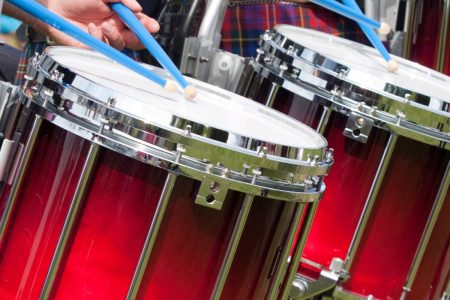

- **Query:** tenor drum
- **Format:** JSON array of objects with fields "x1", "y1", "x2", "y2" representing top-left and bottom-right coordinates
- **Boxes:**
[
  {"x1": 0, "y1": 47, "x2": 332, "y2": 299},
  {"x1": 248, "y1": 25, "x2": 450, "y2": 299}
]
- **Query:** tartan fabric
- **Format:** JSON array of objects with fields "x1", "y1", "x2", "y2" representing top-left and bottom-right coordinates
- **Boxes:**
[
  {"x1": 221, "y1": 2, "x2": 366, "y2": 57},
  {"x1": 14, "y1": 42, "x2": 47, "y2": 85}
]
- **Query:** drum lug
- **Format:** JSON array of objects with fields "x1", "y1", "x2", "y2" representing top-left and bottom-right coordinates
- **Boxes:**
[
  {"x1": 195, "y1": 173, "x2": 230, "y2": 210},
  {"x1": 343, "y1": 113, "x2": 374, "y2": 143}
]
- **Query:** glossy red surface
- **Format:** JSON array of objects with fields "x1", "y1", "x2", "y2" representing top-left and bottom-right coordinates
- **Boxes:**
[
  {"x1": 221, "y1": 201, "x2": 297, "y2": 300},
  {"x1": 342, "y1": 137, "x2": 449, "y2": 299},
  {"x1": 409, "y1": 1, "x2": 442, "y2": 69},
  {"x1": 136, "y1": 178, "x2": 242, "y2": 300},
  {"x1": 251, "y1": 77, "x2": 450, "y2": 299},
  {"x1": 52, "y1": 146, "x2": 167, "y2": 299},
  {"x1": 135, "y1": 182, "x2": 296, "y2": 300},
  {"x1": 407, "y1": 189, "x2": 450, "y2": 299},
  {"x1": 0, "y1": 120, "x2": 299, "y2": 299},
  {"x1": 0, "y1": 122, "x2": 88, "y2": 299},
  {"x1": 302, "y1": 114, "x2": 389, "y2": 268}
]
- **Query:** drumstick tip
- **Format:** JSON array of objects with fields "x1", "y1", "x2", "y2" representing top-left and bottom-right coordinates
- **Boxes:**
[
  {"x1": 164, "y1": 80, "x2": 178, "y2": 93},
  {"x1": 378, "y1": 22, "x2": 391, "y2": 35},
  {"x1": 387, "y1": 59, "x2": 399, "y2": 73},
  {"x1": 184, "y1": 85, "x2": 198, "y2": 100}
]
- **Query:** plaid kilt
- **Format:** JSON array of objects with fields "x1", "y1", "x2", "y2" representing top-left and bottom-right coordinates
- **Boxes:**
[
  {"x1": 14, "y1": 42, "x2": 47, "y2": 85},
  {"x1": 221, "y1": 2, "x2": 366, "y2": 57},
  {"x1": 15, "y1": 2, "x2": 366, "y2": 80}
]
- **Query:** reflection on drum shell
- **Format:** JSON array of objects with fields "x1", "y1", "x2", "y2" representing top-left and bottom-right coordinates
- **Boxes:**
[
  {"x1": 243, "y1": 25, "x2": 450, "y2": 300},
  {"x1": 0, "y1": 46, "x2": 332, "y2": 299}
]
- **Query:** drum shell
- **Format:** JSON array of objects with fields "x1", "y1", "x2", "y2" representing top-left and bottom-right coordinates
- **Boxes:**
[
  {"x1": 408, "y1": 1, "x2": 443, "y2": 69},
  {"x1": 246, "y1": 72, "x2": 450, "y2": 299},
  {"x1": 0, "y1": 119, "x2": 298, "y2": 299}
]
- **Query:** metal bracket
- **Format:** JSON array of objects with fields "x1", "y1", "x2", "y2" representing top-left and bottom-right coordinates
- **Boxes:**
[
  {"x1": 343, "y1": 112, "x2": 374, "y2": 143},
  {"x1": 195, "y1": 173, "x2": 230, "y2": 210},
  {"x1": 289, "y1": 258, "x2": 344, "y2": 300},
  {"x1": 0, "y1": 81, "x2": 18, "y2": 140}
]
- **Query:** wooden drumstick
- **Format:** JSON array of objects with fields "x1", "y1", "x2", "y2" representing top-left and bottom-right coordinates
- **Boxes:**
[{"x1": 110, "y1": 3, "x2": 198, "y2": 100}]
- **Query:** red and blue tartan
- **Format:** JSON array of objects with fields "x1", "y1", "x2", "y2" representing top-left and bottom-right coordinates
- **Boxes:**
[
  {"x1": 221, "y1": 2, "x2": 366, "y2": 57},
  {"x1": 15, "y1": 2, "x2": 366, "y2": 81},
  {"x1": 14, "y1": 42, "x2": 47, "y2": 85}
]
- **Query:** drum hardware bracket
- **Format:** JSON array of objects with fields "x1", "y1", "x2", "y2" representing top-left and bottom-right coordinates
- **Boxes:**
[
  {"x1": 344, "y1": 113, "x2": 374, "y2": 143},
  {"x1": 41, "y1": 88, "x2": 54, "y2": 107},
  {"x1": 50, "y1": 69, "x2": 65, "y2": 83},
  {"x1": 338, "y1": 68, "x2": 349, "y2": 79},
  {"x1": 289, "y1": 258, "x2": 345, "y2": 300},
  {"x1": 195, "y1": 171, "x2": 231, "y2": 210},
  {"x1": 0, "y1": 81, "x2": 18, "y2": 140},
  {"x1": 442, "y1": 291, "x2": 450, "y2": 300},
  {"x1": 98, "y1": 97, "x2": 118, "y2": 134}
]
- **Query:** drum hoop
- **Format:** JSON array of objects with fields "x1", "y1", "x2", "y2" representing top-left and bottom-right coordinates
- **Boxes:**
[
  {"x1": 22, "y1": 99, "x2": 326, "y2": 203},
  {"x1": 266, "y1": 25, "x2": 450, "y2": 106},
  {"x1": 257, "y1": 26, "x2": 450, "y2": 139},
  {"x1": 251, "y1": 62, "x2": 450, "y2": 149},
  {"x1": 20, "y1": 51, "x2": 333, "y2": 200}
]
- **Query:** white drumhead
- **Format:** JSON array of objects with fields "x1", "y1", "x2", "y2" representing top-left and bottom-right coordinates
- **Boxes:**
[
  {"x1": 276, "y1": 25, "x2": 450, "y2": 103},
  {"x1": 47, "y1": 47, "x2": 326, "y2": 149}
]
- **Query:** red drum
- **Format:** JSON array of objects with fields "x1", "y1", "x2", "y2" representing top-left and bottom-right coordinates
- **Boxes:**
[
  {"x1": 0, "y1": 47, "x2": 332, "y2": 299},
  {"x1": 249, "y1": 26, "x2": 450, "y2": 299}
]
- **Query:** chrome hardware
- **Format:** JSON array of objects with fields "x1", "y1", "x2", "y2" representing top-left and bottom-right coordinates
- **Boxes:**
[
  {"x1": 401, "y1": 161, "x2": 450, "y2": 297},
  {"x1": 23, "y1": 47, "x2": 332, "y2": 205},
  {"x1": 180, "y1": 0, "x2": 227, "y2": 80},
  {"x1": 254, "y1": 25, "x2": 450, "y2": 149},
  {"x1": 344, "y1": 113, "x2": 374, "y2": 143},
  {"x1": 329, "y1": 257, "x2": 344, "y2": 274},
  {"x1": 211, "y1": 193, "x2": 254, "y2": 300},
  {"x1": 345, "y1": 134, "x2": 399, "y2": 270},
  {"x1": 0, "y1": 116, "x2": 42, "y2": 247},
  {"x1": 0, "y1": 132, "x2": 22, "y2": 183},
  {"x1": 50, "y1": 69, "x2": 64, "y2": 82},
  {"x1": 267, "y1": 203, "x2": 307, "y2": 300},
  {"x1": 0, "y1": 81, "x2": 18, "y2": 140},
  {"x1": 208, "y1": 51, "x2": 249, "y2": 92},
  {"x1": 127, "y1": 172, "x2": 178, "y2": 299},
  {"x1": 41, "y1": 143, "x2": 100, "y2": 299},
  {"x1": 42, "y1": 88, "x2": 54, "y2": 107},
  {"x1": 288, "y1": 258, "x2": 346, "y2": 300},
  {"x1": 195, "y1": 175, "x2": 230, "y2": 210}
]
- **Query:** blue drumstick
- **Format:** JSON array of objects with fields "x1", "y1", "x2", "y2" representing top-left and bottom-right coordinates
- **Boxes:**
[
  {"x1": 310, "y1": 0, "x2": 390, "y2": 34},
  {"x1": 110, "y1": 3, "x2": 197, "y2": 99},
  {"x1": 6, "y1": 0, "x2": 177, "y2": 91},
  {"x1": 341, "y1": 0, "x2": 398, "y2": 72}
]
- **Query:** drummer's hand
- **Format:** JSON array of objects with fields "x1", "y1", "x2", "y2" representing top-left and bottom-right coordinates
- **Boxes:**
[{"x1": 14, "y1": 0, "x2": 159, "y2": 50}]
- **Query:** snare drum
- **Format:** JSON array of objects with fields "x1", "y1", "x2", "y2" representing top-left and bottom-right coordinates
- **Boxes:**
[
  {"x1": 0, "y1": 47, "x2": 332, "y2": 299},
  {"x1": 247, "y1": 25, "x2": 450, "y2": 299}
]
